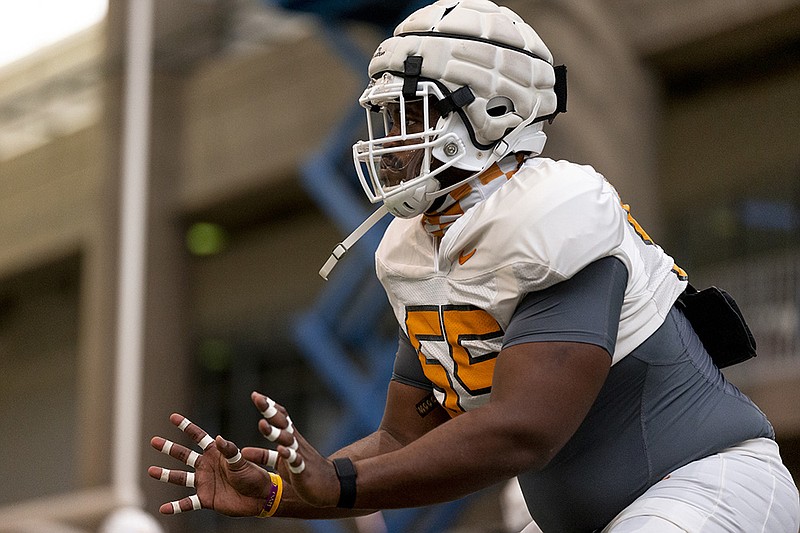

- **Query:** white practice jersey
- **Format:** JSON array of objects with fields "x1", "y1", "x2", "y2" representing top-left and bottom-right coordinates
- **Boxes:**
[{"x1": 376, "y1": 157, "x2": 687, "y2": 415}]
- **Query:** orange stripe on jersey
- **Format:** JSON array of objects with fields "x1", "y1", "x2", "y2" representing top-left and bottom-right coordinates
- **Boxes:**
[
  {"x1": 479, "y1": 165, "x2": 504, "y2": 184},
  {"x1": 421, "y1": 153, "x2": 527, "y2": 237},
  {"x1": 451, "y1": 182, "x2": 473, "y2": 199},
  {"x1": 672, "y1": 264, "x2": 688, "y2": 280},
  {"x1": 621, "y1": 201, "x2": 689, "y2": 281},
  {"x1": 621, "y1": 203, "x2": 653, "y2": 245}
]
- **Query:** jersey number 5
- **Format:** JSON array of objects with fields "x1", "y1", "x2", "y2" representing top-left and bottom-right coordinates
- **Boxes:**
[{"x1": 405, "y1": 305, "x2": 503, "y2": 417}]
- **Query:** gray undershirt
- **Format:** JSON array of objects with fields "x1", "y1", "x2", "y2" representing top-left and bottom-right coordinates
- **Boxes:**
[{"x1": 391, "y1": 256, "x2": 773, "y2": 532}]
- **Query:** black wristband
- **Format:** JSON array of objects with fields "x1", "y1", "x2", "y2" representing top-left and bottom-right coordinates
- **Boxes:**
[{"x1": 332, "y1": 457, "x2": 357, "y2": 508}]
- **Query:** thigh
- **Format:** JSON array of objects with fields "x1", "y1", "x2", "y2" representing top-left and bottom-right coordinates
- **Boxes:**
[{"x1": 603, "y1": 438, "x2": 799, "y2": 533}]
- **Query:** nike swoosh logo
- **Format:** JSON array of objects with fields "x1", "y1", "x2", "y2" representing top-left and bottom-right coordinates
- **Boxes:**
[{"x1": 458, "y1": 248, "x2": 477, "y2": 265}]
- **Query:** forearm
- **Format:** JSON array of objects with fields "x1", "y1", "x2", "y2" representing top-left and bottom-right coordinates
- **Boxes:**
[
  {"x1": 330, "y1": 425, "x2": 404, "y2": 460},
  {"x1": 274, "y1": 482, "x2": 374, "y2": 519},
  {"x1": 353, "y1": 404, "x2": 546, "y2": 509}
]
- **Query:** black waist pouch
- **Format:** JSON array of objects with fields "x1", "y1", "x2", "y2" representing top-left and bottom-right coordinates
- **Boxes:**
[{"x1": 675, "y1": 285, "x2": 757, "y2": 368}]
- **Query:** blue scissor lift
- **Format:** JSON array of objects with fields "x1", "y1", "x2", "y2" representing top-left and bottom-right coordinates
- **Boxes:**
[{"x1": 267, "y1": 1, "x2": 473, "y2": 531}]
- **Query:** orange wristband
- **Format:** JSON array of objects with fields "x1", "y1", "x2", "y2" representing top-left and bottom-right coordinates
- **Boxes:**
[{"x1": 257, "y1": 472, "x2": 283, "y2": 518}]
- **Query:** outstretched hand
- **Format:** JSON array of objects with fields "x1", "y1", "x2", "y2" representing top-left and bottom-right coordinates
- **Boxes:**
[
  {"x1": 247, "y1": 392, "x2": 341, "y2": 508},
  {"x1": 148, "y1": 413, "x2": 278, "y2": 516}
]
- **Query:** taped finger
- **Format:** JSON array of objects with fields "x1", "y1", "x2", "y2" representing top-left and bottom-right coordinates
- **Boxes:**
[
  {"x1": 288, "y1": 459, "x2": 306, "y2": 474},
  {"x1": 261, "y1": 396, "x2": 278, "y2": 419},
  {"x1": 286, "y1": 447, "x2": 298, "y2": 464},
  {"x1": 266, "y1": 449, "x2": 278, "y2": 468},
  {"x1": 161, "y1": 440, "x2": 173, "y2": 455},
  {"x1": 177, "y1": 416, "x2": 214, "y2": 450},
  {"x1": 242, "y1": 448, "x2": 279, "y2": 468},
  {"x1": 186, "y1": 450, "x2": 200, "y2": 468},
  {"x1": 155, "y1": 438, "x2": 200, "y2": 468},
  {"x1": 264, "y1": 424, "x2": 281, "y2": 442},
  {"x1": 169, "y1": 494, "x2": 202, "y2": 514},
  {"x1": 284, "y1": 447, "x2": 306, "y2": 474},
  {"x1": 226, "y1": 450, "x2": 243, "y2": 464},
  {"x1": 153, "y1": 467, "x2": 195, "y2": 488}
]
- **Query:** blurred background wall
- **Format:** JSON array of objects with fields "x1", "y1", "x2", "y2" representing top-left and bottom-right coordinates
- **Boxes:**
[{"x1": 0, "y1": 0, "x2": 798, "y2": 532}]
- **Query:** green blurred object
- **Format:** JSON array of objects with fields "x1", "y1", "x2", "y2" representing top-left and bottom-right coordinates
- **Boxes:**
[
  {"x1": 198, "y1": 338, "x2": 233, "y2": 372},
  {"x1": 186, "y1": 222, "x2": 228, "y2": 256}
]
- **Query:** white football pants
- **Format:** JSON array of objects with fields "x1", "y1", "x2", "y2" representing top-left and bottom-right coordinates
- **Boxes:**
[{"x1": 600, "y1": 438, "x2": 799, "y2": 532}]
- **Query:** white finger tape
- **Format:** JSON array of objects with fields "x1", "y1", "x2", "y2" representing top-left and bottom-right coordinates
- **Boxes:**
[
  {"x1": 288, "y1": 460, "x2": 305, "y2": 474},
  {"x1": 186, "y1": 472, "x2": 195, "y2": 488},
  {"x1": 178, "y1": 418, "x2": 191, "y2": 431},
  {"x1": 190, "y1": 494, "x2": 201, "y2": 511},
  {"x1": 159, "y1": 468, "x2": 171, "y2": 482},
  {"x1": 171, "y1": 501, "x2": 181, "y2": 514},
  {"x1": 286, "y1": 448, "x2": 298, "y2": 464},
  {"x1": 266, "y1": 449, "x2": 278, "y2": 468},
  {"x1": 285, "y1": 416, "x2": 295, "y2": 434},
  {"x1": 162, "y1": 440, "x2": 173, "y2": 455},
  {"x1": 198, "y1": 434, "x2": 214, "y2": 450},
  {"x1": 186, "y1": 450, "x2": 200, "y2": 468},
  {"x1": 226, "y1": 450, "x2": 242, "y2": 464},
  {"x1": 288, "y1": 438, "x2": 299, "y2": 451},
  {"x1": 266, "y1": 425, "x2": 281, "y2": 442},
  {"x1": 261, "y1": 397, "x2": 278, "y2": 419}
]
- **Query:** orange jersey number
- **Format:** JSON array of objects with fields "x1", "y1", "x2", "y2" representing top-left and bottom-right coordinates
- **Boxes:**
[{"x1": 405, "y1": 305, "x2": 503, "y2": 417}]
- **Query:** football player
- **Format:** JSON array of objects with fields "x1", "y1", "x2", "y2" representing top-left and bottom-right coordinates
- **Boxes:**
[{"x1": 149, "y1": 1, "x2": 800, "y2": 530}]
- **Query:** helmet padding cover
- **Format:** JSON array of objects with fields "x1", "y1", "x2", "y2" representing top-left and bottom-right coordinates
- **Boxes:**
[{"x1": 368, "y1": 0, "x2": 558, "y2": 148}]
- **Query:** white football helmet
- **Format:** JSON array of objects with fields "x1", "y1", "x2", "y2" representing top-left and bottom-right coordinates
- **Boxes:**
[
  {"x1": 353, "y1": 0, "x2": 567, "y2": 218},
  {"x1": 320, "y1": 0, "x2": 567, "y2": 279}
]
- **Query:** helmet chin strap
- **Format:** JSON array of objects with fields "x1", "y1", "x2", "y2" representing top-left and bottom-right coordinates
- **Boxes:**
[
  {"x1": 319, "y1": 175, "x2": 438, "y2": 280},
  {"x1": 319, "y1": 204, "x2": 389, "y2": 280}
]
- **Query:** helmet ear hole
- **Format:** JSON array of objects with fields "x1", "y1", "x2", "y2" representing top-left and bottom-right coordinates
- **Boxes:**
[{"x1": 486, "y1": 96, "x2": 514, "y2": 117}]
